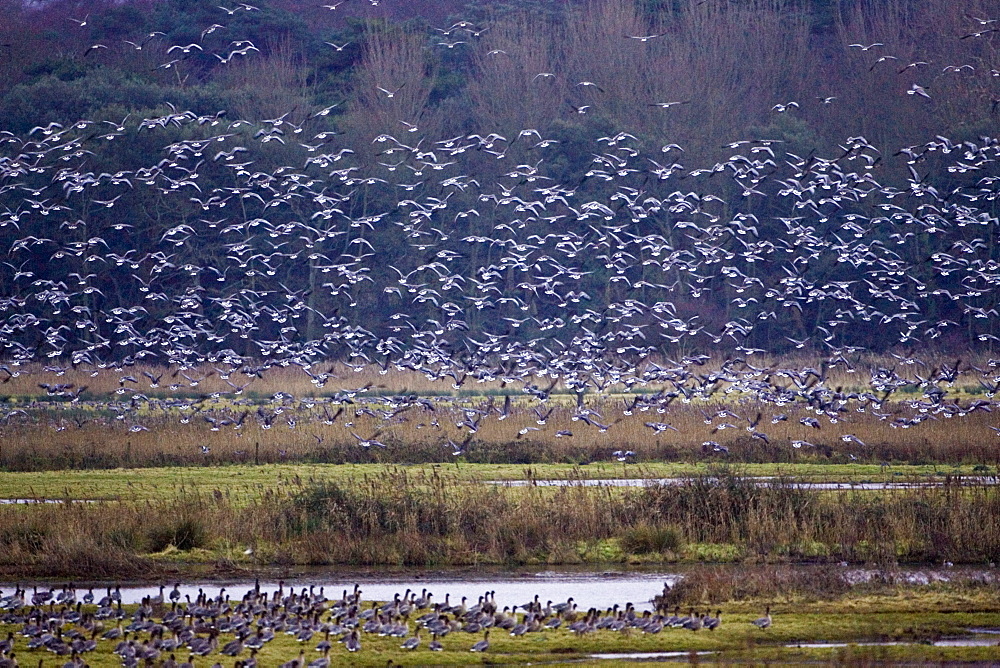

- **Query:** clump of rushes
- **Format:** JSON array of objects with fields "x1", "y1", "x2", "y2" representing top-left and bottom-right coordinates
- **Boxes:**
[{"x1": 620, "y1": 523, "x2": 683, "y2": 554}]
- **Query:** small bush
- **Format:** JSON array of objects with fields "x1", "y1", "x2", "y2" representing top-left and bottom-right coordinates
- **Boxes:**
[
  {"x1": 620, "y1": 523, "x2": 683, "y2": 554},
  {"x1": 36, "y1": 535, "x2": 152, "y2": 578},
  {"x1": 146, "y1": 517, "x2": 207, "y2": 551},
  {"x1": 684, "y1": 543, "x2": 743, "y2": 562}
]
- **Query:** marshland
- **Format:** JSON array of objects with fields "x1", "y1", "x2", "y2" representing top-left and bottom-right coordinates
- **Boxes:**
[{"x1": 5, "y1": 0, "x2": 1000, "y2": 663}]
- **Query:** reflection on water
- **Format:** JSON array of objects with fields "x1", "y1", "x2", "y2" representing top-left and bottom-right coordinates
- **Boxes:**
[
  {"x1": 3, "y1": 568, "x2": 679, "y2": 611},
  {"x1": 790, "y1": 637, "x2": 1000, "y2": 648},
  {"x1": 589, "y1": 636, "x2": 1000, "y2": 661},
  {"x1": 591, "y1": 651, "x2": 711, "y2": 659},
  {"x1": 3, "y1": 564, "x2": 995, "y2": 611},
  {"x1": 489, "y1": 476, "x2": 1000, "y2": 490},
  {"x1": 0, "y1": 498, "x2": 96, "y2": 504},
  {"x1": 930, "y1": 637, "x2": 1000, "y2": 647}
]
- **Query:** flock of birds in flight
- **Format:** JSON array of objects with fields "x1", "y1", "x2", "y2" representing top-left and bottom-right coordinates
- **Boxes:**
[
  {"x1": 0, "y1": 582, "x2": 774, "y2": 666},
  {"x1": 2, "y1": 7, "x2": 1000, "y2": 459}
]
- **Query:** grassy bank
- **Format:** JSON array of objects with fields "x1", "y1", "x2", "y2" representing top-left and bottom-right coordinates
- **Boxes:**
[{"x1": 1, "y1": 471, "x2": 998, "y2": 579}]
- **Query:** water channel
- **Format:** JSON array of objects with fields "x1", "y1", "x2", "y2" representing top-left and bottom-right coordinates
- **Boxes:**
[
  {"x1": 4, "y1": 564, "x2": 995, "y2": 611},
  {"x1": 489, "y1": 476, "x2": 1000, "y2": 490}
]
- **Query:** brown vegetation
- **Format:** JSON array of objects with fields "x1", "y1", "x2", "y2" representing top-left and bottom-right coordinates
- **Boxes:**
[
  {"x1": 2, "y1": 391, "x2": 999, "y2": 470},
  {"x1": 0, "y1": 471, "x2": 997, "y2": 577},
  {"x1": 3, "y1": 353, "x2": 1000, "y2": 470}
]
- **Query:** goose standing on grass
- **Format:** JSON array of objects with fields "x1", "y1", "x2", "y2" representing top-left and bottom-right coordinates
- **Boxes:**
[
  {"x1": 704, "y1": 610, "x2": 722, "y2": 631},
  {"x1": 552, "y1": 597, "x2": 574, "y2": 614},
  {"x1": 220, "y1": 632, "x2": 244, "y2": 656},
  {"x1": 664, "y1": 606, "x2": 681, "y2": 627},
  {"x1": 306, "y1": 648, "x2": 329, "y2": 668},
  {"x1": 510, "y1": 616, "x2": 529, "y2": 637},
  {"x1": 470, "y1": 630, "x2": 490, "y2": 652},
  {"x1": 414, "y1": 589, "x2": 430, "y2": 609},
  {"x1": 752, "y1": 606, "x2": 772, "y2": 629},
  {"x1": 400, "y1": 629, "x2": 420, "y2": 650},
  {"x1": 428, "y1": 633, "x2": 443, "y2": 651},
  {"x1": 344, "y1": 630, "x2": 361, "y2": 653},
  {"x1": 684, "y1": 611, "x2": 704, "y2": 631}
]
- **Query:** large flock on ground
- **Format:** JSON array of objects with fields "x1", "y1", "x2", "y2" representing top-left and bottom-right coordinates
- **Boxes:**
[{"x1": 0, "y1": 582, "x2": 774, "y2": 666}]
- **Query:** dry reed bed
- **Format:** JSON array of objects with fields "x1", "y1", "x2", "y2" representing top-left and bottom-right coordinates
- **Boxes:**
[
  {"x1": 1, "y1": 392, "x2": 998, "y2": 470},
  {"x1": 0, "y1": 473, "x2": 997, "y2": 578},
  {"x1": 658, "y1": 563, "x2": 1000, "y2": 609}
]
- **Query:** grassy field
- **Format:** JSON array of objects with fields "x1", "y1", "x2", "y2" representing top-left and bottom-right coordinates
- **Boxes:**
[{"x1": 0, "y1": 462, "x2": 992, "y2": 502}]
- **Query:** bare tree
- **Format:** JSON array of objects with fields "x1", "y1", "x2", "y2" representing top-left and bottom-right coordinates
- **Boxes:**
[
  {"x1": 342, "y1": 24, "x2": 441, "y2": 157},
  {"x1": 467, "y1": 12, "x2": 563, "y2": 133},
  {"x1": 561, "y1": 0, "x2": 658, "y2": 129},
  {"x1": 215, "y1": 37, "x2": 314, "y2": 123},
  {"x1": 659, "y1": 0, "x2": 810, "y2": 153},
  {"x1": 831, "y1": 0, "x2": 1000, "y2": 152}
]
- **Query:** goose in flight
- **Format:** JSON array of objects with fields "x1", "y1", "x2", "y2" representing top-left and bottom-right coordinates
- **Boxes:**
[
  {"x1": 376, "y1": 84, "x2": 406, "y2": 98},
  {"x1": 627, "y1": 32, "x2": 667, "y2": 42}
]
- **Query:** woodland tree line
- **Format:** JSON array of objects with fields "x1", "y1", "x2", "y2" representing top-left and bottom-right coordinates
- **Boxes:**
[{"x1": 1, "y1": 0, "x2": 1000, "y2": 368}]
